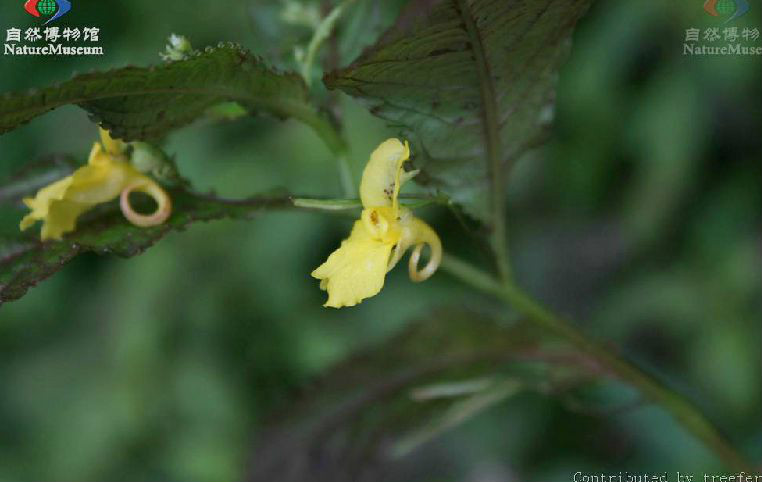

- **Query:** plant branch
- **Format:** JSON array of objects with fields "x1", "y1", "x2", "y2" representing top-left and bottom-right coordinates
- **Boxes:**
[
  {"x1": 439, "y1": 253, "x2": 754, "y2": 472},
  {"x1": 292, "y1": 194, "x2": 448, "y2": 212},
  {"x1": 288, "y1": 191, "x2": 753, "y2": 470},
  {"x1": 293, "y1": 57, "x2": 751, "y2": 469},
  {"x1": 282, "y1": 103, "x2": 348, "y2": 157}
]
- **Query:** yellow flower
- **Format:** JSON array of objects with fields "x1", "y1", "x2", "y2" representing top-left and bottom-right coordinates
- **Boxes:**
[
  {"x1": 312, "y1": 138, "x2": 442, "y2": 308},
  {"x1": 20, "y1": 127, "x2": 172, "y2": 241}
]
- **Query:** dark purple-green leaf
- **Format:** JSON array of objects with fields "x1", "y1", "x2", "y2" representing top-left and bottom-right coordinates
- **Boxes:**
[{"x1": 325, "y1": 0, "x2": 592, "y2": 221}]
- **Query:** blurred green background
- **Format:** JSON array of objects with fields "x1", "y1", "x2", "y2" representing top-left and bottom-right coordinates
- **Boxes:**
[{"x1": 0, "y1": 0, "x2": 760, "y2": 480}]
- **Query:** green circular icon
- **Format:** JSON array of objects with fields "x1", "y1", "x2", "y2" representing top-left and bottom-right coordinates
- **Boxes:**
[
  {"x1": 716, "y1": 0, "x2": 736, "y2": 15},
  {"x1": 37, "y1": 0, "x2": 57, "y2": 16}
]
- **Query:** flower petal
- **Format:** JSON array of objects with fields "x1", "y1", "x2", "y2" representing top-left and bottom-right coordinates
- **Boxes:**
[
  {"x1": 98, "y1": 127, "x2": 127, "y2": 156},
  {"x1": 39, "y1": 199, "x2": 92, "y2": 241},
  {"x1": 359, "y1": 138, "x2": 410, "y2": 209},
  {"x1": 312, "y1": 220, "x2": 394, "y2": 308},
  {"x1": 20, "y1": 176, "x2": 73, "y2": 222},
  {"x1": 65, "y1": 144, "x2": 136, "y2": 204}
]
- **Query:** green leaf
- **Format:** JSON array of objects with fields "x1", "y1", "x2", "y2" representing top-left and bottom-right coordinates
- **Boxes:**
[
  {"x1": 325, "y1": 0, "x2": 592, "y2": 221},
  {"x1": 245, "y1": 311, "x2": 593, "y2": 482},
  {"x1": 0, "y1": 191, "x2": 293, "y2": 305},
  {"x1": 0, "y1": 44, "x2": 320, "y2": 143}
]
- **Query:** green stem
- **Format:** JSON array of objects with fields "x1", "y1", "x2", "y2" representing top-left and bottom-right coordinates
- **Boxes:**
[
  {"x1": 300, "y1": 0, "x2": 356, "y2": 86},
  {"x1": 489, "y1": 179, "x2": 512, "y2": 283},
  {"x1": 292, "y1": 195, "x2": 445, "y2": 212},
  {"x1": 336, "y1": 153, "x2": 355, "y2": 198},
  {"x1": 454, "y1": 0, "x2": 512, "y2": 284},
  {"x1": 439, "y1": 253, "x2": 754, "y2": 472},
  {"x1": 285, "y1": 102, "x2": 355, "y2": 195},
  {"x1": 285, "y1": 103, "x2": 347, "y2": 157},
  {"x1": 297, "y1": 0, "x2": 358, "y2": 196}
]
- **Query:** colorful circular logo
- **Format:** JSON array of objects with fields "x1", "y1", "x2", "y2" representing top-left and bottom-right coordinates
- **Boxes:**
[
  {"x1": 704, "y1": 0, "x2": 750, "y2": 22},
  {"x1": 37, "y1": 0, "x2": 57, "y2": 15},
  {"x1": 716, "y1": 0, "x2": 737, "y2": 15},
  {"x1": 23, "y1": 0, "x2": 72, "y2": 24}
]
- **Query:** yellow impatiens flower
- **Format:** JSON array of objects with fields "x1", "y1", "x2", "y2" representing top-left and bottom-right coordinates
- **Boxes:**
[
  {"x1": 20, "y1": 127, "x2": 172, "y2": 241},
  {"x1": 312, "y1": 139, "x2": 442, "y2": 308}
]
